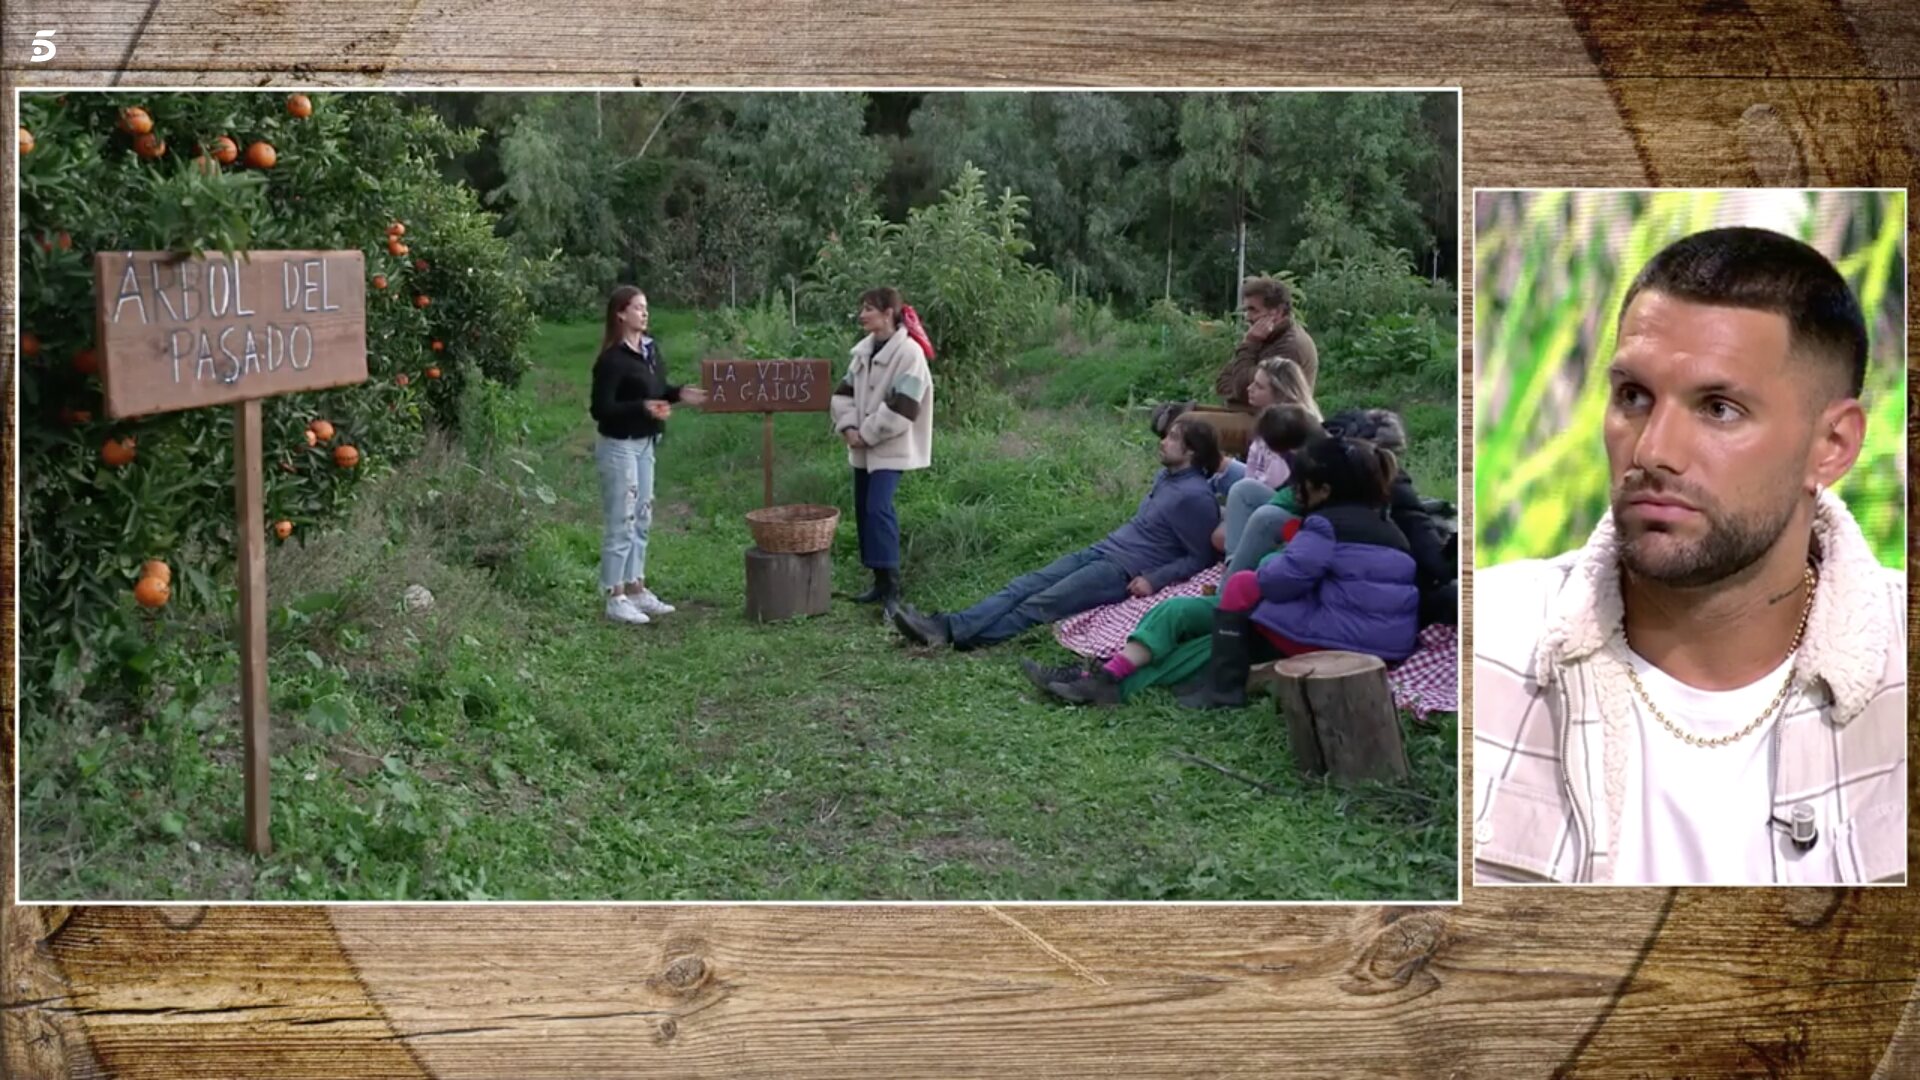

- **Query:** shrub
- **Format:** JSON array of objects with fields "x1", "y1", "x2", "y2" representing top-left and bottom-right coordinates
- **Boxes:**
[
  {"x1": 17, "y1": 91, "x2": 534, "y2": 712},
  {"x1": 799, "y1": 165, "x2": 1060, "y2": 419}
]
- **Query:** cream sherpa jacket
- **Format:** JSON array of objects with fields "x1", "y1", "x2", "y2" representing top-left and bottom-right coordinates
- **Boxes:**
[
  {"x1": 1473, "y1": 489, "x2": 1906, "y2": 885},
  {"x1": 830, "y1": 326, "x2": 933, "y2": 472}
]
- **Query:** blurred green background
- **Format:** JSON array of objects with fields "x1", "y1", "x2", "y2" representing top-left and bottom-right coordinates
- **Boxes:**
[{"x1": 1474, "y1": 189, "x2": 1907, "y2": 570}]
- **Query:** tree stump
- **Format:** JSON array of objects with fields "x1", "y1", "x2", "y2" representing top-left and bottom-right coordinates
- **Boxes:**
[
  {"x1": 744, "y1": 547, "x2": 831, "y2": 622},
  {"x1": 1255, "y1": 651, "x2": 1408, "y2": 783}
]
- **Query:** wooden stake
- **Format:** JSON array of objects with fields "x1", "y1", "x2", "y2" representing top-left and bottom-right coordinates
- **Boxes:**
[
  {"x1": 235, "y1": 399, "x2": 271, "y2": 855},
  {"x1": 762, "y1": 411, "x2": 774, "y2": 508}
]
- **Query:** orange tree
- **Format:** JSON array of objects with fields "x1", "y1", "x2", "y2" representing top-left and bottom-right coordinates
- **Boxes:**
[{"x1": 17, "y1": 91, "x2": 535, "y2": 709}]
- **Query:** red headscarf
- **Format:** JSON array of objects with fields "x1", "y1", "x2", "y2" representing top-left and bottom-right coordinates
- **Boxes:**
[{"x1": 901, "y1": 304, "x2": 936, "y2": 362}]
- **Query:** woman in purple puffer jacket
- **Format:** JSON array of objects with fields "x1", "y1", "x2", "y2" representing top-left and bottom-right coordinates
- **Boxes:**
[{"x1": 1178, "y1": 433, "x2": 1421, "y2": 708}]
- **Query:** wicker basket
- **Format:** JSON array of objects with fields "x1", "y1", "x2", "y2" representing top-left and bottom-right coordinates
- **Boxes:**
[{"x1": 746, "y1": 504, "x2": 840, "y2": 554}]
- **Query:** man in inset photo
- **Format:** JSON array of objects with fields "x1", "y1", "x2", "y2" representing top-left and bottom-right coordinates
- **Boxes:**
[{"x1": 1474, "y1": 217, "x2": 1907, "y2": 885}]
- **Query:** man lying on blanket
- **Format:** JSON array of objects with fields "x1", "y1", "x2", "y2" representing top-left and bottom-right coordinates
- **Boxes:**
[{"x1": 891, "y1": 418, "x2": 1222, "y2": 650}]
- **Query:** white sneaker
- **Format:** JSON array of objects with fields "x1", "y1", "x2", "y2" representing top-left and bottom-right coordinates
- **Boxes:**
[
  {"x1": 632, "y1": 589, "x2": 675, "y2": 616},
  {"x1": 605, "y1": 594, "x2": 651, "y2": 625}
]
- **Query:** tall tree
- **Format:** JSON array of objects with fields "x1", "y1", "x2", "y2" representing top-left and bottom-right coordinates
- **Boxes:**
[{"x1": 702, "y1": 93, "x2": 888, "y2": 286}]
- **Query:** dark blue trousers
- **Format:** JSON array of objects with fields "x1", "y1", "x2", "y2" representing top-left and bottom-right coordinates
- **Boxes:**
[{"x1": 853, "y1": 467, "x2": 902, "y2": 570}]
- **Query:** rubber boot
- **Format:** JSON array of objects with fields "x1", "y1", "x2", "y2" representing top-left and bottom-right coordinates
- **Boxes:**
[
  {"x1": 1176, "y1": 607, "x2": 1254, "y2": 709},
  {"x1": 852, "y1": 568, "x2": 889, "y2": 604},
  {"x1": 879, "y1": 569, "x2": 903, "y2": 620}
]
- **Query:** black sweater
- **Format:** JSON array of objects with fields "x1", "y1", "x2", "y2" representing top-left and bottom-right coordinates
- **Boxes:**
[{"x1": 590, "y1": 336, "x2": 682, "y2": 439}]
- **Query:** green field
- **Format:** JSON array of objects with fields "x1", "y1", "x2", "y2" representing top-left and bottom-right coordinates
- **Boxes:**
[{"x1": 20, "y1": 310, "x2": 1459, "y2": 901}]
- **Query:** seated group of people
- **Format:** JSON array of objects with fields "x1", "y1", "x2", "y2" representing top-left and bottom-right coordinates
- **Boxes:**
[{"x1": 889, "y1": 276, "x2": 1458, "y2": 710}]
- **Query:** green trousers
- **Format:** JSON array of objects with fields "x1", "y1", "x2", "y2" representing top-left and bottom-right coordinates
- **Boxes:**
[
  {"x1": 1116, "y1": 595, "x2": 1222, "y2": 701},
  {"x1": 1113, "y1": 544, "x2": 1291, "y2": 701}
]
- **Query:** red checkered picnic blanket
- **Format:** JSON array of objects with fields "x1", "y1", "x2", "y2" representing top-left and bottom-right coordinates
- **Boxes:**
[
  {"x1": 1052, "y1": 563, "x2": 1226, "y2": 656},
  {"x1": 1051, "y1": 568, "x2": 1459, "y2": 719}
]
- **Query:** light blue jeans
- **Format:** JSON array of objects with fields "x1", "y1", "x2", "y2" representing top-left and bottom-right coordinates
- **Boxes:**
[
  {"x1": 1228, "y1": 503, "x2": 1298, "y2": 576},
  {"x1": 1212, "y1": 458, "x2": 1247, "y2": 498},
  {"x1": 596, "y1": 435, "x2": 657, "y2": 593},
  {"x1": 1224, "y1": 477, "x2": 1276, "y2": 550}
]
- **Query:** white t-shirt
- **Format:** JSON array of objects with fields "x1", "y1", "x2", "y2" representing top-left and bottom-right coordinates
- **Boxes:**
[{"x1": 1613, "y1": 649, "x2": 1794, "y2": 885}]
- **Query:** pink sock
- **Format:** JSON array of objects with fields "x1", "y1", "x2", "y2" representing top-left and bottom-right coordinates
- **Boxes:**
[{"x1": 1102, "y1": 655, "x2": 1137, "y2": 680}]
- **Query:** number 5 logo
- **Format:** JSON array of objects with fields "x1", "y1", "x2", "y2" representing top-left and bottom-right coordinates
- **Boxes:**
[{"x1": 31, "y1": 29, "x2": 57, "y2": 62}]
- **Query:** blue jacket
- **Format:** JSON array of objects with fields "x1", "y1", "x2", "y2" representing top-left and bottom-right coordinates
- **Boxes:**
[
  {"x1": 1252, "y1": 501, "x2": 1420, "y2": 662},
  {"x1": 1091, "y1": 466, "x2": 1220, "y2": 590}
]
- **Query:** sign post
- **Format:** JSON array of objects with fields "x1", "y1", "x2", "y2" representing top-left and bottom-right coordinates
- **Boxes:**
[
  {"x1": 94, "y1": 249, "x2": 369, "y2": 856},
  {"x1": 699, "y1": 358, "x2": 835, "y2": 507}
]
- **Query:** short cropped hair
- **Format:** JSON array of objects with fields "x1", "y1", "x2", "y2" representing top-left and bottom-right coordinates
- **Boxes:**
[
  {"x1": 1619, "y1": 226, "x2": 1868, "y2": 399},
  {"x1": 1241, "y1": 276, "x2": 1293, "y2": 315}
]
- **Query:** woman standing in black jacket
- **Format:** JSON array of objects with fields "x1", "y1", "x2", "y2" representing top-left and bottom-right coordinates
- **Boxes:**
[{"x1": 590, "y1": 286, "x2": 707, "y2": 625}]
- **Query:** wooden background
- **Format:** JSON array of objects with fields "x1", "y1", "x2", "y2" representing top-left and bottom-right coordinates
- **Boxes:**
[{"x1": 3, "y1": 1, "x2": 1917, "y2": 1076}]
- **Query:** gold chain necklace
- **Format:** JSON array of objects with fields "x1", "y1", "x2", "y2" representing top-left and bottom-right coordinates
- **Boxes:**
[{"x1": 1622, "y1": 564, "x2": 1816, "y2": 749}]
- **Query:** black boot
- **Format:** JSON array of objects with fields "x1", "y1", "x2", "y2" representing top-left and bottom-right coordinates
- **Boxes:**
[
  {"x1": 852, "y1": 568, "x2": 891, "y2": 604},
  {"x1": 1050, "y1": 667, "x2": 1122, "y2": 707},
  {"x1": 1020, "y1": 657, "x2": 1093, "y2": 696},
  {"x1": 880, "y1": 569, "x2": 904, "y2": 619},
  {"x1": 892, "y1": 603, "x2": 951, "y2": 648},
  {"x1": 1176, "y1": 608, "x2": 1254, "y2": 709}
]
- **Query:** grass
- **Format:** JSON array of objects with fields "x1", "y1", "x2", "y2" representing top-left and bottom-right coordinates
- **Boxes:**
[{"x1": 19, "y1": 308, "x2": 1460, "y2": 901}]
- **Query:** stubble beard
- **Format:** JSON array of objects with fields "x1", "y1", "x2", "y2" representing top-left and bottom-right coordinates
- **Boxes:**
[{"x1": 1613, "y1": 483, "x2": 1800, "y2": 589}]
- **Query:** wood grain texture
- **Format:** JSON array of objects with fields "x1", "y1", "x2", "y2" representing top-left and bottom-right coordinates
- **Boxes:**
[{"x1": 4, "y1": 0, "x2": 1918, "y2": 1076}]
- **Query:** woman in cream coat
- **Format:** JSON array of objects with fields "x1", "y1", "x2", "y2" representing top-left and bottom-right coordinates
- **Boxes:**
[{"x1": 830, "y1": 287, "x2": 934, "y2": 615}]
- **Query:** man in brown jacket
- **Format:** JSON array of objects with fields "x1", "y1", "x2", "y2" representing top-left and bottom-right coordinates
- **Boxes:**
[{"x1": 1215, "y1": 276, "x2": 1318, "y2": 404}]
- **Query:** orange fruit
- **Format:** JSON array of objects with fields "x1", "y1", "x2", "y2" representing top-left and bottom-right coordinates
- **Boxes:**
[
  {"x1": 395, "y1": 373, "x2": 410, "y2": 387},
  {"x1": 333, "y1": 444, "x2": 360, "y2": 469},
  {"x1": 21, "y1": 332, "x2": 41, "y2": 358},
  {"x1": 134, "y1": 576, "x2": 170, "y2": 609},
  {"x1": 18, "y1": 126, "x2": 33, "y2": 155},
  {"x1": 61, "y1": 407, "x2": 93, "y2": 426},
  {"x1": 308, "y1": 418, "x2": 335, "y2": 442},
  {"x1": 211, "y1": 136, "x2": 238, "y2": 164},
  {"x1": 387, "y1": 238, "x2": 408, "y2": 257},
  {"x1": 372, "y1": 274, "x2": 388, "y2": 290},
  {"x1": 287, "y1": 94, "x2": 313, "y2": 118},
  {"x1": 132, "y1": 133, "x2": 167, "y2": 159},
  {"x1": 273, "y1": 520, "x2": 294, "y2": 540},
  {"x1": 141, "y1": 560, "x2": 171, "y2": 585},
  {"x1": 304, "y1": 429, "x2": 318, "y2": 447},
  {"x1": 73, "y1": 348, "x2": 99, "y2": 375},
  {"x1": 118, "y1": 107, "x2": 153, "y2": 135},
  {"x1": 414, "y1": 294, "x2": 430, "y2": 309},
  {"x1": 192, "y1": 154, "x2": 218, "y2": 175},
  {"x1": 388, "y1": 222, "x2": 406, "y2": 237},
  {"x1": 245, "y1": 141, "x2": 276, "y2": 169},
  {"x1": 102, "y1": 437, "x2": 137, "y2": 467},
  {"x1": 430, "y1": 339, "x2": 444, "y2": 351},
  {"x1": 425, "y1": 366, "x2": 442, "y2": 380},
  {"x1": 414, "y1": 259, "x2": 428, "y2": 272}
]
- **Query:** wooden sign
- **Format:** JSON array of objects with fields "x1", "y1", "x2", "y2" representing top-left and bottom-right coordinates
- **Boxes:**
[
  {"x1": 700, "y1": 358, "x2": 833, "y2": 413},
  {"x1": 88, "y1": 249, "x2": 371, "y2": 857},
  {"x1": 93, "y1": 249, "x2": 368, "y2": 420},
  {"x1": 700, "y1": 358, "x2": 836, "y2": 507}
]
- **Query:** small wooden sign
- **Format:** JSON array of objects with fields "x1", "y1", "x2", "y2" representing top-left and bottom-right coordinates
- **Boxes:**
[
  {"x1": 93, "y1": 249, "x2": 369, "y2": 419},
  {"x1": 700, "y1": 358, "x2": 833, "y2": 414},
  {"x1": 89, "y1": 249, "x2": 372, "y2": 857}
]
